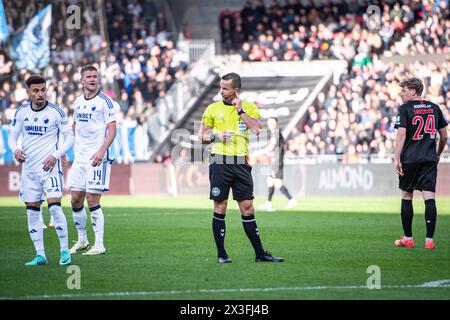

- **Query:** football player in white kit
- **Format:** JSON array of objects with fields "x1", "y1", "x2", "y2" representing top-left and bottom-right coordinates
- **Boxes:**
[
  {"x1": 68, "y1": 65, "x2": 117, "y2": 255},
  {"x1": 8, "y1": 75, "x2": 74, "y2": 266}
]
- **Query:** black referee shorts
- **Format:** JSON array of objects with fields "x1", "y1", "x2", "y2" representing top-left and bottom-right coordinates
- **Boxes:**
[
  {"x1": 209, "y1": 155, "x2": 254, "y2": 202},
  {"x1": 399, "y1": 161, "x2": 438, "y2": 193}
]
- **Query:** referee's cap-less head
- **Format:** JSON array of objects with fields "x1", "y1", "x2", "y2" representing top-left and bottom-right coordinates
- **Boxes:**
[
  {"x1": 220, "y1": 72, "x2": 241, "y2": 102},
  {"x1": 25, "y1": 75, "x2": 47, "y2": 107}
]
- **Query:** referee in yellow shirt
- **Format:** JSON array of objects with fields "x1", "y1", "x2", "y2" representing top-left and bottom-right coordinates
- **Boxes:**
[{"x1": 199, "y1": 72, "x2": 283, "y2": 263}]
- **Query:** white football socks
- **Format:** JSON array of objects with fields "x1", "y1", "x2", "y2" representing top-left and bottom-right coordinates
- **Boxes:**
[
  {"x1": 89, "y1": 205, "x2": 104, "y2": 249},
  {"x1": 39, "y1": 204, "x2": 45, "y2": 228},
  {"x1": 26, "y1": 206, "x2": 45, "y2": 258},
  {"x1": 72, "y1": 206, "x2": 88, "y2": 244},
  {"x1": 49, "y1": 203, "x2": 69, "y2": 252}
]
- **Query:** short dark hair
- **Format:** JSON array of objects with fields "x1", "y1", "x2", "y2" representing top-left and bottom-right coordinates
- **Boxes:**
[
  {"x1": 25, "y1": 75, "x2": 46, "y2": 88},
  {"x1": 221, "y1": 72, "x2": 241, "y2": 89},
  {"x1": 400, "y1": 77, "x2": 424, "y2": 96},
  {"x1": 80, "y1": 64, "x2": 98, "y2": 76}
]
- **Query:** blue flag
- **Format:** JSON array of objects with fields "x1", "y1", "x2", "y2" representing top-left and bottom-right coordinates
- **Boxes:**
[
  {"x1": 11, "y1": 5, "x2": 52, "y2": 71},
  {"x1": 0, "y1": 0, "x2": 8, "y2": 43}
]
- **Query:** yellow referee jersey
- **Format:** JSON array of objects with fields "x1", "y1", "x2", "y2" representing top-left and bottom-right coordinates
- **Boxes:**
[{"x1": 201, "y1": 100, "x2": 260, "y2": 156}]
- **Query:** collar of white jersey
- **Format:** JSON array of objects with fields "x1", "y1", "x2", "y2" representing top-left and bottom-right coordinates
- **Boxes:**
[
  {"x1": 84, "y1": 90, "x2": 101, "y2": 101},
  {"x1": 30, "y1": 101, "x2": 48, "y2": 112}
]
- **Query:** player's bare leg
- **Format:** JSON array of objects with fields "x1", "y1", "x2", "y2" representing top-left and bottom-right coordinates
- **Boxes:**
[
  {"x1": 213, "y1": 200, "x2": 230, "y2": 263},
  {"x1": 83, "y1": 192, "x2": 106, "y2": 255},
  {"x1": 395, "y1": 191, "x2": 415, "y2": 248},
  {"x1": 238, "y1": 200, "x2": 283, "y2": 262},
  {"x1": 47, "y1": 197, "x2": 71, "y2": 265},
  {"x1": 24, "y1": 201, "x2": 48, "y2": 266},
  {"x1": 70, "y1": 190, "x2": 89, "y2": 254},
  {"x1": 422, "y1": 191, "x2": 437, "y2": 249}
]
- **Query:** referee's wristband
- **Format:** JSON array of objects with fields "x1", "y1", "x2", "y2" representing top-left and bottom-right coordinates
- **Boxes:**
[
  {"x1": 210, "y1": 133, "x2": 217, "y2": 142},
  {"x1": 237, "y1": 108, "x2": 245, "y2": 115}
]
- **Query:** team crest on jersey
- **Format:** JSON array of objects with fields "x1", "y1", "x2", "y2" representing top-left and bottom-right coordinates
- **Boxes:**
[
  {"x1": 92, "y1": 106, "x2": 96, "y2": 111},
  {"x1": 44, "y1": 118, "x2": 49, "y2": 124},
  {"x1": 34, "y1": 117, "x2": 38, "y2": 122}
]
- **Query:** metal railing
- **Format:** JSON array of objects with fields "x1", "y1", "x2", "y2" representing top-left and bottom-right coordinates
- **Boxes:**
[
  {"x1": 153, "y1": 39, "x2": 216, "y2": 138},
  {"x1": 156, "y1": 40, "x2": 215, "y2": 132}
]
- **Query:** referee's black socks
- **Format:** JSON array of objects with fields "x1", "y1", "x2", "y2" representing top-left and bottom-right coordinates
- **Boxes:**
[
  {"x1": 212, "y1": 212, "x2": 228, "y2": 258},
  {"x1": 424, "y1": 199, "x2": 437, "y2": 239},
  {"x1": 401, "y1": 199, "x2": 414, "y2": 237},
  {"x1": 242, "y1": 215, "x2": 265, "y2": 257}
]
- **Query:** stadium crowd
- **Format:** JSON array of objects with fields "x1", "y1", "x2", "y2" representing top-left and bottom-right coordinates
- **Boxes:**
[
  {"x1": 220, "y1": 0, "x2": 449, "y2": 163},
  {"x1": 220, "y1": 0, "x2": 449, "y2": 61},
  {"x1": 284, "y1": 58, "x2": 450, "y2": 163},
  {"x1": 1, "y1": 0, "x2": 449, "y2": 166},
  {"x1": 0, "y1": 0, "x2": 189, "y2": 164}
]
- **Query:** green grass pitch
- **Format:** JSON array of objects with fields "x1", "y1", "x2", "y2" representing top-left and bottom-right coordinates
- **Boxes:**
[{"x1": 0, "y1": 195, "x2": 449, "y2": 300}]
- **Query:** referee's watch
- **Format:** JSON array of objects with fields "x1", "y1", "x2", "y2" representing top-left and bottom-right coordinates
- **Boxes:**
[
  {"x1": 237, "y1": 108, "x2": 246, "y2": 116},
  {"x1": 210, "y1": 133, "x2": 216, "y2": 142}
]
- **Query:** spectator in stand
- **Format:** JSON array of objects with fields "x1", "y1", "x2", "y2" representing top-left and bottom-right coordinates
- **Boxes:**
[
  {"x1": 284, "y1": 60, "x2": 450, "y2": 163},
  {"x1": 221, "y1": 0, "x2": 448, "y2": 63},
  {"x1": 0, "y1": 0, "x2": 190, "y2": 164}
]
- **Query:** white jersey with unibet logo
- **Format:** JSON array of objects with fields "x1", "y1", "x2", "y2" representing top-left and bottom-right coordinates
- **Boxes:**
[
  {"x1": 73, "y1": 91, "x2": 117, "y2": 163},
  {"x1": 10, "y1": 101, "x2": 71, "y2": 172}
]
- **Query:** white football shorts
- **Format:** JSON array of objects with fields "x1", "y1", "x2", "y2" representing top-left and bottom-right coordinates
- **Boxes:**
[
  {"x1": 19, "y1": 166, "x2": 63, "y2": 202},
  {"x1": 68, "y1": 161, "x2": 111, "y2": 194}
]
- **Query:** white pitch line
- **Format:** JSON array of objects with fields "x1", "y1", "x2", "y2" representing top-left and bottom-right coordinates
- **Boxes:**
[
  {"x1": 0, "y1": 212, "x2": 203, "y2": 219},
  {"x1": 2, "y1": 282, "x2": 450, "y2": 300}
]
